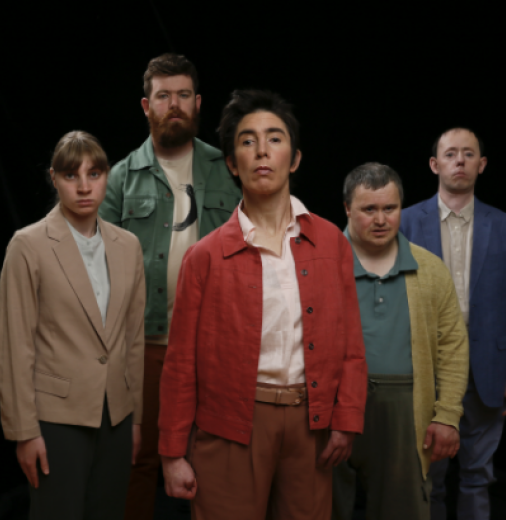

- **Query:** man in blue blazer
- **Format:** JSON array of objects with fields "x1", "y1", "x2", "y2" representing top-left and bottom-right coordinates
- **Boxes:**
[{"x1": 400, "y1": 127, "x2": 506, "y2": 520}]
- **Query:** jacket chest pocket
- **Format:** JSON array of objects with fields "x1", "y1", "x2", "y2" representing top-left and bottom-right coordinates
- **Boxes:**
[
  {"x1": 201, "y1": 192, "x2": 239, "y2": 236},
  {"x1": 121, "y1": 198, "x2": 158, "y2": 245}
]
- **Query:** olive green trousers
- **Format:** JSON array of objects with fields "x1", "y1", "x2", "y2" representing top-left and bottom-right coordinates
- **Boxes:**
[{"x1": 332, "y1": 374, "x2": 431, "y2": 520}]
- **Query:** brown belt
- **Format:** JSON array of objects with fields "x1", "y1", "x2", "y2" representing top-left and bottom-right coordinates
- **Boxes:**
[{"x1": 255, "y1": 386, "x2": 307, "y2": 406}]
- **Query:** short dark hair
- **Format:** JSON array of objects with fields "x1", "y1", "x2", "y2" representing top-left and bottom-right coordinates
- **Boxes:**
[
  {"x1": 218, "y1": 89, "x2": 300, "y2": 167},
  {"x1": 431, "y1": 127, "x2": 485, "y2": 157},
  {"x1": 343, "y1": 162, "x2": 404, "y2": 207},
  {"x1": 143, "y1": 53, "x2": 199, "y2": 98}
]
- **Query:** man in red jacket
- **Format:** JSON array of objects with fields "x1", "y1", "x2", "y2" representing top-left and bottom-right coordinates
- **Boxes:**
[{"x1": 158, "y1": 89, "x2": 368, "y2": 520}]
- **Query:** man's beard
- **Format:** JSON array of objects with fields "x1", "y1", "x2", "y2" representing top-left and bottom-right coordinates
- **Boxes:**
[{"x1": 149, "y1": 106, "x2": 199, "y2": 150}]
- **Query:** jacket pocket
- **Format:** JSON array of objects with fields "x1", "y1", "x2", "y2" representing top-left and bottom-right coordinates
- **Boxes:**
[
  {"x1": 34, "y1": 371, "x2": 71, "y2": 398},
  {"x1": 121, "y1": 197, "x2": 156, "y2": 222},
  {"x1": 496, "y1": 339, "x2": 506, "y2": 351},
  {"x1": 203, "y1": 191, "x2": 237, "y2": 213}
]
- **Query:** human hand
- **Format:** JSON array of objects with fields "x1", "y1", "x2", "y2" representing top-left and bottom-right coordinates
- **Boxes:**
[
  {"x1": 316, "y1": 430, "x2": 356, "y2": 469},
  {"x1": 16, "y1": 436, "x2": 49, "y2": 488},
  {"x1": 161, "y1": 456, "x2": 197, "y2": 499},
  {"x1": 423, "y1": 422, "x2": 460, "y2": 462},
  {"x1": 132, "y1": 425, "x2": 141, "y2": 465}
]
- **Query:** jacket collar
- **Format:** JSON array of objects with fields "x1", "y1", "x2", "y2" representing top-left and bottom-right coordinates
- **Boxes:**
[
  {"x1": 46, "y1": 205, "x2": 121, "y2": 350},
  {"x1": 221, "y1": 207, "x2": 316, "y2": 258}
]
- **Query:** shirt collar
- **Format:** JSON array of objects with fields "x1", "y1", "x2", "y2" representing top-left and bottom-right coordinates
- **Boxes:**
[
  {"x1": 343, "y1": 228, "x2": 418, "y2": 279},
  {"x1": 237, "y1": 195, "x2": 310, "y2": 245},
  {"x1": 438, "y1": 193, "x2": 474, "y2": 223}
]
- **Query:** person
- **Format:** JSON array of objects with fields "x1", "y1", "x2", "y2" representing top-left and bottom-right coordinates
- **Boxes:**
[
  {"x1": 158, "y1": 89, "x2": 368, "y2": 520},
  {"x1": 400, "y1": 128, "x2": 506, "y2": 520},
  {"x1": 332, "y1": 163, "x2": 469, "y2": 520},
  {"x1": 0, "y1": 131, "x2": 145, "y2": 520},
  {"x1": 99, "y1": 53, "x2": 242, "y2": 519}
]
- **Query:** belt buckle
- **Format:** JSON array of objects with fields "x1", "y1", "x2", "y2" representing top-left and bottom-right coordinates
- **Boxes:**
[{"x1": 289, "y1": 388, "x2": 305, "y2": 406}]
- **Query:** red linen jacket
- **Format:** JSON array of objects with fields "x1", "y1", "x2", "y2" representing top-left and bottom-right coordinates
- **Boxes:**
[{"x1": 158, "y1": 209, "x2": 367, "y2": 458}]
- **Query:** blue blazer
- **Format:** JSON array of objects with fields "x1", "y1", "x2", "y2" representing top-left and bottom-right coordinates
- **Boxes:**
[{"x1": 401, "y1": 194, "x2": 506, "y2": 408}]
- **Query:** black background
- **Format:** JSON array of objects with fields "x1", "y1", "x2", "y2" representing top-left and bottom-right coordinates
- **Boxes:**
[{"x1": 1, "y1": 0, "x2": 505, "y2": 514}]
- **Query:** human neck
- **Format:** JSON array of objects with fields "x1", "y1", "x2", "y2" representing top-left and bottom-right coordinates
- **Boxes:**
[
  {"x1": 152, "y1": 136, "x2": 194, "y2": 161},
  {"x1": 61, "y1": 205, "x2": 97, "y2": 238},
  {"x1": 242, "y1": 189, "x2": 292, "y2": 238},
  {"x1": 439, "y1": 187, "x2": 474, "y2": 215},
  {"x1": 349, "y1": 230, "x2": 398, "y2": 277}
]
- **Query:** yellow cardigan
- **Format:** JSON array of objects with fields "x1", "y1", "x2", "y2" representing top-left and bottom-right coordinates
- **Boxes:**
[{"x1": 406, "y1": 243, "x2": 469, "y2": 478}]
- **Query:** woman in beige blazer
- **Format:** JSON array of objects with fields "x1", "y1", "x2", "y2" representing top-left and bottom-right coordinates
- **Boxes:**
[{"x1": 0, "y1": 131, "x2": 145, "y2": 520}]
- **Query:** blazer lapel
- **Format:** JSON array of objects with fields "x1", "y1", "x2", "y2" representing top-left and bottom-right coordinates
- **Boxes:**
[
  {"x1": 420, "y1": 196, "x2": 443, "y2": 258},
  {"x1": 470, "y1": 198, "x2": 491, "y2": 299},
  {"x1": 100, "y1": 219, "x2": 125, "y2": 341},
  {"x1": 48, "y1": 209, "x2": 108, "y2": 348}
]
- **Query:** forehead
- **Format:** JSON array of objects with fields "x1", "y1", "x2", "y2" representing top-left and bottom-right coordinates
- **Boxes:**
[
  {"x1": 438, "y1": 130, "x2": 479, "y2": 153},
  {"x1": 352, "y1": 182, "x2": 401, "y2": 206},
  {"x1": 236, "y1": 111, "x2": 288, "y2": 136},
  {"x1": 150, "y1": 74, "x2": 194, "y2": 95}
]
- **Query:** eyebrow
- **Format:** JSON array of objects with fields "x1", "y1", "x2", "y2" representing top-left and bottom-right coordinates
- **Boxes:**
[
  {"x1": 444, "y1": 146, "x2": 476, "y2": 152},
  {"x1": 237, "y1": 127, "x2": 287, "y2": 138},
  {"x1": 155, "y1": 89, "x2": 192, "y2": 95}
]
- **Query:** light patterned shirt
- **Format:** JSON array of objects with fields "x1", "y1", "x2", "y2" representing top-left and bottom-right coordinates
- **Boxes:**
[{"x1": 438, "y1": 194, "x2": 474, "y2": 326}]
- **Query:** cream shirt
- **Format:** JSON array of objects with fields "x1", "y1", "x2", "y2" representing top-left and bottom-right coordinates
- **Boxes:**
[
  {"x1": 238, "y1": 196, "x2": 309, "y2": 385},
  {"x1": 66, "y1": 219, "x2": 110, "y2": 327},
  {"x1": 438, "y1": 194, "x2": 474, "y2": 325},
  {"x1": 147, "y1": 150, "x2": 198, "y2": 345}
]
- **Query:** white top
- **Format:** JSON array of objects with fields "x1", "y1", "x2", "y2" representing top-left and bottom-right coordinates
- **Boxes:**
[
  {"x1": 238, "y1": 195, "x2": 310, "y2": 385},
  {"x1": 66, "y1": 219, "x2": 110, "y2": 327},
  {"x1": 147, "y1": 150, "x2": 198, "y2": 345}
]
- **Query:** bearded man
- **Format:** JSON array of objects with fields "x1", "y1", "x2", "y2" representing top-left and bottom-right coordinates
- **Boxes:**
[{"x1": 99, "y1": 53, "x2": 242, "y2": 520}]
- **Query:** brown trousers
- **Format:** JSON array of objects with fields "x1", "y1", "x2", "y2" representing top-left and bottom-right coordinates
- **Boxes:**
[
  {"x1": 124, "y1": 343, "x2": 166, "y2": 520},
  {"x1": 189, "y1": 384, "x2": 332, "y2": 520}
]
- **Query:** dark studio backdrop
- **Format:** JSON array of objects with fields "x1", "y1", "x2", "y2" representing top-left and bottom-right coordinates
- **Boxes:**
[{"x1": 1, "y1": 1, "x2": 505, "y2": 517}]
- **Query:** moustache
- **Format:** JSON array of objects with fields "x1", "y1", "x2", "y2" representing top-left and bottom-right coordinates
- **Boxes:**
[{"x1": 160, "y1": 107, "x2": 189, "y2": 125}]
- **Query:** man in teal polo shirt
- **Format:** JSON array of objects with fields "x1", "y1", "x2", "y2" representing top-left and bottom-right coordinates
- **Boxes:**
[
  {"x1": 99, "y1": 53, "x2": 241, "y2": 520},
  {"x1": 332, "y1": 162, "x2": 469, "y2": 520}
]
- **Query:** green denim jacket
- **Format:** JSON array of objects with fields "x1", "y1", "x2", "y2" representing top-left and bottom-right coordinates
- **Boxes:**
[{"x1": 99, "y1": 136, "x2": 242, "y2": 335}]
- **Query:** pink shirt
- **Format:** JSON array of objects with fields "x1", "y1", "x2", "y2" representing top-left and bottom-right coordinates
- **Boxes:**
[{"x1": 238, "y1": 196, "x2": 310, "y2": 384}]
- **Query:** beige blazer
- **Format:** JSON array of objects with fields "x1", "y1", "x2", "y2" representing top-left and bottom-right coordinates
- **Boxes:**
[{"x1": 0, "y1": 205, "x2": 145, "y2": 441}]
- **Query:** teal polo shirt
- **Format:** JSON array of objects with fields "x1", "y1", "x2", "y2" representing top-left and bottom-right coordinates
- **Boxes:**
[{"x1": 344, "y1": 229, "x2": 419, "y2": 375}]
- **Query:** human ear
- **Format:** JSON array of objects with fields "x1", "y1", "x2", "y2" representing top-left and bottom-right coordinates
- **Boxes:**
[
  {"x1": 429, "y1": 157, "x2": 439, "y2": 175},
  {"x1": 226, "y1": 156, "x2": 239, "y2": 177},
  {"x1": 141, "y1": 98, "x2": 150, "y2": 118}
]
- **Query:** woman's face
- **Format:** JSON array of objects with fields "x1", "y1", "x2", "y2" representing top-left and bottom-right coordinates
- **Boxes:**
[
  {"x1": 51, "y1": 155, "x2": 108, "y2": 221},
  {"x1": 226, "y1": 111, "x2": 301, "y2": 197}
]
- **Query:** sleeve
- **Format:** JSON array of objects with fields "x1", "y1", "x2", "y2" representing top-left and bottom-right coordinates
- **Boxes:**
[
  {"x1": 0, "y1": 234, "x2": 42, "y2": 441},
  {"x1": 125, "y1": 239, "x2": 146, "y2": 424},
  {"x1": 330, "y1": 235, "x2": 368, "y2": 434},
  {"x1": 98, "y1": 164, "x2": 125, "y2": 226},
  {"x1": 158, "y1": 245, "x2": 203, "y2": 458},
  {"x1": 432, "y1": 268, "x2": 469, "y2": 429}
]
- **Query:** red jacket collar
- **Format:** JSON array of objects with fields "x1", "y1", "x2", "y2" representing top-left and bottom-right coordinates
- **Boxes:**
[{"x1": 221, "y1": 207, "x2": 316, "y2": 258}]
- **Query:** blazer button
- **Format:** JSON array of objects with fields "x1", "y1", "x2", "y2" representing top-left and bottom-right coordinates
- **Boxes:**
[
  {"x1": 98, "y1": 355, "x2": 108, "y2": 364},
  {"x1": 311, "y1": 381, "x2": 318, "y2": 388},
  {"x1": 295, "y1": 237, "x2": 301, "y2": 244},
  {"x1": 301, "y1": 269, "x2": 308, "y2": 276},
  {"x1": 128, "y1": 209, "x2": 134, "y2": 215},
  {"x1": 306, "y1": 307, "x2": 313, "y2": 314},
  {"x1": 313, "y1": 415, "x2": 319, "y2": 422},
  {"x1": 308, "y1": 343, "x2": 314, "y2": 350}
]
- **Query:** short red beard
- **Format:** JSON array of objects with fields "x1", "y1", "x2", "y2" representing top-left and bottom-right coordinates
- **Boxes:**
[{"x1": 149, "y1": 106, "x2": 199, "y2": 149}]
